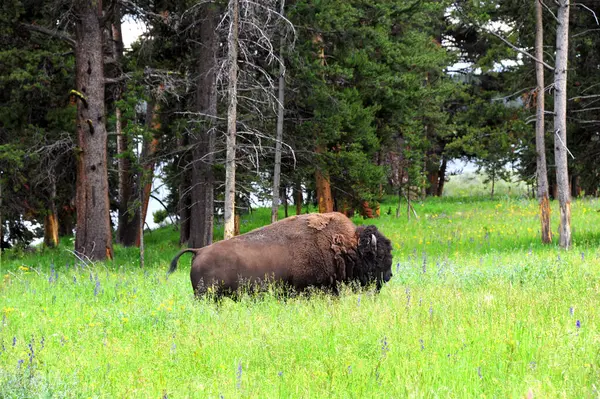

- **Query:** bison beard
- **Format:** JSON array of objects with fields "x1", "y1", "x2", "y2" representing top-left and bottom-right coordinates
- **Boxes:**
[{"x1": 169, "y1": 212, "x2": 393, "y2": 297}]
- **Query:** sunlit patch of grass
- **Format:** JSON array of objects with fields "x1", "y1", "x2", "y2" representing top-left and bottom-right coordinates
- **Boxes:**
[{"x1": 1, "y1": 196, "x2": 600, "y2": 397}]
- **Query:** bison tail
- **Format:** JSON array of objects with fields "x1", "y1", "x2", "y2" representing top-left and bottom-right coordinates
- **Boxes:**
[{"x1": 168, "y1": 249, "x2": 199, "y2": 275}]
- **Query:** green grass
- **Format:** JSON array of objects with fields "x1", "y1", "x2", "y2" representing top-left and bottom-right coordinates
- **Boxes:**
[{"x1": 2, "y1": 196, "x2": 600, "y2": 398}]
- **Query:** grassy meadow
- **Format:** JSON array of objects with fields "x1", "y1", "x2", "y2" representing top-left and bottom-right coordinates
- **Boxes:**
[{"x1": 2, "y1": 191, "x2": 600, "y2": 397}]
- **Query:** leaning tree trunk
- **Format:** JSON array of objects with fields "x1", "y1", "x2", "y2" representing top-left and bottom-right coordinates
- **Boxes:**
[
  {"x1": 223, "y1": 0, "x2": 239, "y2": 240},
  {"x1": 190, "y1": 3, "x2": 218, "y2": 248},
  {"x1": 74, "y1": 0, "x2": 113, "y2": 260},
  {"x1": 271, "y1": 0, "x2": 286, "y2": 224},
  {"x1": 535, "y1": 0, "x2": 552, "y2": 244},
  {"x1": 554, "y1": 0, "x2": 571, "y2": 249}
]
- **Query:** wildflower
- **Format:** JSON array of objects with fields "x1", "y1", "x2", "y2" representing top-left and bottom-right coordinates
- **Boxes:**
[
  {"x1": 12, "y1": 336, "x2": 16, "y2": 347},
  {"x1": 419, "y1": 339, "x2": 425, "y2": 351},
  {"x1": 19, "y1": 266, "x2": 29, "y2": 271},
  {"x1": 236, "y1": 361, "x2": 243, "y2": 389},
  {"x1": 381, "y1": 337, "x2": 389, "y2": 356},
  {"x1": 17, "y1": 359, "x2": 24, "y2": 368},
  {"x1": 347, "y1": 366, "x2": 352, "y2": 374},
  {"x1": 28, "y1": 342, "x2": 34, "y2": 363},
  {"x1": 278, "y1": 371, "x2": 283, "y2": 377},
  {"x1": 569, "y1": 307, "x2": 574, "y2": 316},
  {"x1": 576, "y1": 320, "x2": 581, "y2": 329},
  {"x1": 94, "y1": 280, "x2": 101, "y2": 296},
  {"x1": 477, "y1": 367, "x2": 482, "y2": 379}
]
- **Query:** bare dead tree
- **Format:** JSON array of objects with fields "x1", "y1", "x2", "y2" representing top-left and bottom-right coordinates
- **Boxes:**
[
  {"x1": 554, "y1": 0, "x2": 572, "y2": 249},
  {"x1": 271, "y1": 0, "x2": 286, "y2": 224},
  {"x1": 535, "y1": 0, "x2": 552, "y2": 244},
  {"x1": 223, "y1": 0, "x2": 240, "y2": 240}
]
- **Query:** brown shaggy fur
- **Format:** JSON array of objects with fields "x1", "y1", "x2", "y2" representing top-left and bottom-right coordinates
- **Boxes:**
[{"x1": 169, "y1": 212, "x2": 393, "y2": 296}]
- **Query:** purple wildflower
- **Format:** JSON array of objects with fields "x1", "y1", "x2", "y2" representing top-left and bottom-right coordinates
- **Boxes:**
[
  {"x1": 381, "y1": 337, "x2": 389, "y2": 356},
  {"x1": 419, "y1": 339, "x2": 425, "y2": 351},
  {"x1": 422, "y1": 253, "x2": 427, "y2": 274},
  {"x1": 28, "y1": 342, "x2": 34, "y2": 363},
  {"x1": 569, "y1": 307, "x2": 574, "y2": 316},
  {"x1": 17, "y1": 359, "x2": 24, "y2": 368},
  {"x1": 12, "y1": 336, "x2": 16, "y2": 347},
  {"x1": 347, "y1": 365, "x2": 352, "y2": 374},
  {"x1": 278, "y1": 371, "x2": 283, "y2": 377},
  {"x1": 477, "y1": 367, "x2": 482, "y2": 379},
  {"x1": 94, "y1": 279, "x2": 101, "y2": 296},
  {"x1": 581, "y1": 252, "x2": 585, "y2": 261},
  {"x1": 236, "y1": 361, "x2": 243, "y2": 389},
  {"x1": 576, "y1": 320, "x2": 581, "y2": 329}
]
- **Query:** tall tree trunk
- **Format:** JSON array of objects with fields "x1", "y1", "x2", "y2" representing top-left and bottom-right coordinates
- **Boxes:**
[
  {"x1": 136, "y1": 98, "x2": 161, "y2": 247},
  {"x1": 74, "y1": 0, "x2": 113, "y2": 260},
  {"x1": 271, "y1": 0, "x2": 286, "y2": 224},
  {"x1": 535, "y1": 0, "x2": 552, "y2": 244},
  {"x1": 223, "y1": 0, "x2": 239, "y2": 240},
  {"x1": 190, "y1": 3, "x2": 218, "y2": 248},
  {"x1": 313, "y1": 33, "x2": 334, "y2": 214},
  {"x1": 112, "y1": 5, "x2": 135, "y2": 246},
  {"x1": 294, "y1": 179, "x2": 303, "y2": 215},
  {"x1": 554, "y1": 0, "x2": 571, "y2": 249},
  {"x1": 178, "y1": 134, "x2": 191, "y2": 245}
]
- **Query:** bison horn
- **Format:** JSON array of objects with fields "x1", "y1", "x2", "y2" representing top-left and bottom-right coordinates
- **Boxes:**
[{"x1": 371, "y1": 234, "x2": 377, "y2": 252}]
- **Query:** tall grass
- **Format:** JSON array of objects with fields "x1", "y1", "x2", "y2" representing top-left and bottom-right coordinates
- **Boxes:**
[{"x1": 1, "y1": 196, "x2": 600, "y2": 398}]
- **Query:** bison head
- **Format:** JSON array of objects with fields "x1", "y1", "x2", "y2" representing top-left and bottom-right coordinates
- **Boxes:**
[{"x1": 355, "y1": 225, "x2": 393, "y2": 289}]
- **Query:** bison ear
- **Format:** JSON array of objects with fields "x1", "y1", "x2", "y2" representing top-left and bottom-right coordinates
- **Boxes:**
[{"x1": 371, "y1": 234, "x2": 377, "y2": 252}]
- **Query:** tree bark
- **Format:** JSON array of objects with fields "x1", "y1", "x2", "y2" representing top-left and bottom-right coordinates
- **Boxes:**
[
  {"x1": 74, "y1": 0, "x2": 113, "y2": 260},
  {"x1": 535, "y1": 0, "x2": 552, "y2": 244},
  {"x1": 223, "y1": 0, "x2": 239, "y2": 240},
  {"x1": 436, "y1": 157, "x2": 447, "y2": 197},
  {"x1": 554, "y1": 0, "x2": 571, "y2": 249},
  {"x1": 44, "y1": 176, "x2": 59, "y2": 247},
  {"x1": 189, "y1": 3, "x2": 218, "y2": 248},
  {"x1": 178, "y1": 133, "x2": 191, "y2": 245},
  {"x1": 294, "y1": 179, "x2": 303, "y2": 215},
  {"x1": 315, "y1": 145, "x2": 334, "y2": 213},
  {"x1": 271, "y1": 0, "x2": 286, "y2": 224}
]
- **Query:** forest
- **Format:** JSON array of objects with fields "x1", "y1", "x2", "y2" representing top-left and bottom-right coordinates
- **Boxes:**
[{"x1": 0, "y1": 0, "x2": 598, "y2": 258}]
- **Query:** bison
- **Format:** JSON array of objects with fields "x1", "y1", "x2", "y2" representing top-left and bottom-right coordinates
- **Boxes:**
[{"x1": 169, "y1": 212, "x2": 393, "y2": 297}]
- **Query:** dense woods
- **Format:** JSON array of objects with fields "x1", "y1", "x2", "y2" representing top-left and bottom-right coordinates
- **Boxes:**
[{"x1": 1, "y1": 0, "x2": 600, "y2": 258}]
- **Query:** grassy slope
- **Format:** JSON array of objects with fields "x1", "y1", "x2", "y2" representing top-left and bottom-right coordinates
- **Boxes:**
[{"x1": 1, "y1": 196, "x2": 600, "y2": 398}]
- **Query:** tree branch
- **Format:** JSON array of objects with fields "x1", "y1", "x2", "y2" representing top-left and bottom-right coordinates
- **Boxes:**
[
  {"x1": 21, "y1": 23, "x2": 76, "y2": 47},
  {"x1": 483, "y1": 27, "x2": 554, "y2": 71}
]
